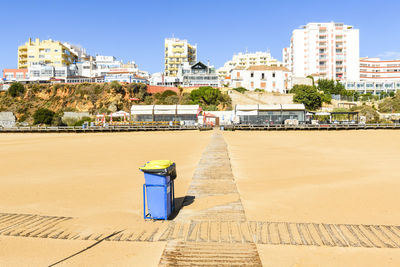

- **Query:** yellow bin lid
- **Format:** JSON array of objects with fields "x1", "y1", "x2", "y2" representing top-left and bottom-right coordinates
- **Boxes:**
[{"x1": 140, "y1": 160, "x2": 174, "y2": 171}]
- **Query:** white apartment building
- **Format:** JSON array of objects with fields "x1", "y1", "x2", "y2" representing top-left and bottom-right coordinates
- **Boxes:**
[
  {"x1": 230, "y1": 66, "x2": 291, "y2": 93},
  {"x1": 77, "y1": 56, "x2": 148, "y2": 79},
  {"x1": 28, "y1": 64, "x2": 78, "y2": 81},
  {"x1": 63, "y1": 43, "x2": 90, "y2": 62},
  {"x1": 218, "y1": 51, "x2": 282, "y2": 79},
  {"x1": 283, "y1": 22, "x2": 359, "y2": 82},
  {"x1": 165, "y1": 38, "x2": 197, "y2": 77},
  {"x1": 360, "y1": 57, "x2": 400, "y2": 81},
  {"x1": 150, "y1": 72, "x2": 181, "y2": 86}
]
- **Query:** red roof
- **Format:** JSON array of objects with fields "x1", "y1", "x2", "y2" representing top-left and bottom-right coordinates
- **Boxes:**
[{"x1": 147, "y1": 85, "x2": 179, "y2": 94}]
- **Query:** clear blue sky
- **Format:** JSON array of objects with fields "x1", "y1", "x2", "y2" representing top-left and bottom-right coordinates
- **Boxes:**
[{"x1": 1, "y1": 0, "x2": 400, "y2": 74}]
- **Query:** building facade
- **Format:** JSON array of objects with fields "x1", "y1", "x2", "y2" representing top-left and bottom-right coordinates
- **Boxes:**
[
  {"x1": 28, "y1": 64, "x2": 78, "y2": 81},
  {"x1": 104, "y1": 71, "x2": 149, "y2": 84},
  {"x1": 283, "y1": 22, "x2": 359, "y2": 81},
  {"x1": 131, "y1": 105, "x2": 200, "y2": 125},
  {"x1": 149, "y1": 72, "x2": 181, "y2": 86},
  {"x1": 230, "y1": 66, "x2": 291, "y2": 93},
  {"x1": 343, "y1": 81, "x2": 400, "y2": 95},
  {"x1": 235, "y1": 104, "x2": 306, "y2": 124},
  {"x1": 359, "y1": 57, "x2": 400, "y2": 81},
  {"x1": 2, "y1": 69, "x2": 29, "y2": 81},
  {"x1": 178, "y1": 61, "x2": 218, "y2": 87},
  {"x1": 18, "y1": 38, "x2": 78, "y2": 69},
  {"x1": 164, "y1": 38, "x2": 197, "y2": 77},
  {"x1": 218, "y1": 51, "x2": 282, "y2": 80}
]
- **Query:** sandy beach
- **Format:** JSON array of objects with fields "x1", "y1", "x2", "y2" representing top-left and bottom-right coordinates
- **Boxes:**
[
  {"x1": 1, "y1": 129, "x2": 400, "y2": 266},
  {"x1": 224, "y1": 130, "x2": 400, "y2": 265},
  {"x1": 0, "y1": 131, "x2": 211, "y2": 266}
]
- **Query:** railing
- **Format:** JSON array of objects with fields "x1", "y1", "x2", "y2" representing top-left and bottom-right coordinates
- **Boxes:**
[
  {"x1": 223, "y1": 124, "x2": 400, "y2": 131},
  {"x1": 0, "y1": 125, "x2": 213, "y2": 133}
]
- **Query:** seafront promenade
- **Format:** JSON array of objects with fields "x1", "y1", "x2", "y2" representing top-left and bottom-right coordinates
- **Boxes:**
[{"x1": 1, "y1": 123, "x2": 400, "y2": 133}]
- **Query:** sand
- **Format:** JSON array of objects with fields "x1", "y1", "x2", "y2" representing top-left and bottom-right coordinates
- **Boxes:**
[
  {"x1": 224, "y1": 130, "x2": 400, "y2": 265},
  {"x1": 0, "y1": 236, "x2": 166, "y2": 267},
  {"x1": 2, "y1": 130, "x2": 400, "y2": 266},
  {"x1": 257, "y1": 244, "x2": 400, "y2": 267},
  {"x1": 0, "y1": 131, "x2": 211, "y2": 266}
]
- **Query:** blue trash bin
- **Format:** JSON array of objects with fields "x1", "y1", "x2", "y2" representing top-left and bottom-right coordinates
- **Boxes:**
[{"x1": 140, "y1": 160, "x2": 176, "y2": 220}]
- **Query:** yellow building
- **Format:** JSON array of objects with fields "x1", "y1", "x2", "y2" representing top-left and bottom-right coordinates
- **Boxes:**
[
  {"x1": 164, "y1": 38, "x2": 197, "y2": 77},
  {"x1": 18, "y1": 38, "x2": 78, "y2": 69}
]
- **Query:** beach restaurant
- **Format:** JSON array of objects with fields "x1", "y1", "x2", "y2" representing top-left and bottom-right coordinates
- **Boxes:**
[
  {"x1": 130, "y1": 105, "x2": 200, "y2": 125},
  {"x1": 235, "y1": 104, "x2": 306, "y2": 125}
]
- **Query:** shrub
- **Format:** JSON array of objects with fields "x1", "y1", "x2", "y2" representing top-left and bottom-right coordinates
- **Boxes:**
[
  {"x1": 163, "y1": 95, "x2": 179, "y2": 105},
  {"x1": 73, "y1": 116, "x2": 92, "y2": 126},
  {"x1": 161, "y1": 90, "x2": 178, "y2": 98},
  {"x1": 33, "y1": 108, "x2": 55, "y2": 125},
  {"x1": 351, "y1": 105, "x2": 380, "y2": 123},
  {"x1": 8, "y1": 82, "x2": 25, "y2": 97},
  {"x1": 232, "y1": 87, "x2": 248, "y2": 94}
]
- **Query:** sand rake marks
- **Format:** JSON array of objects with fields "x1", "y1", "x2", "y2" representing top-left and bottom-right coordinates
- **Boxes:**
[
  {"x1": 0, "y1": 213, "x2": 72, "y2": 238},
  {"x1": 159, "y1": 241, "x2": 263, "y2": 267},
  {"x1": 243, "y1": 221, "x2": 400, "y2": 249}
]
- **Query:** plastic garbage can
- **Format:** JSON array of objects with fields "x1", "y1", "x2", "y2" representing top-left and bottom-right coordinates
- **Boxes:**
[{"x1": 140, "y1": 160, "x2": 176, "y2": 220}]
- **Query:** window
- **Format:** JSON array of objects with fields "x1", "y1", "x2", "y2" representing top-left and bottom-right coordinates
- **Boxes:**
[
  {"x1": 250, "y1": 72, "x2": 254, "y2": 78},
  {"x1": 272, "y1": 73, "x2": 276, "y2": 78},
  {"x1": 45, "y1": 49, "x2": 51, "y2": 53},
  {"x1": 261, "y1": 73, "x2": 265, "y2": 79},
  {"x1": 39, "y1": 55, "x2": 45, "y2": 58}
]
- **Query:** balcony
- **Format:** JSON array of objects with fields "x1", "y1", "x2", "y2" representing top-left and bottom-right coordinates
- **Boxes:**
[{"x1": 172, "y1": 48, "x2": 184, "y2": 53}]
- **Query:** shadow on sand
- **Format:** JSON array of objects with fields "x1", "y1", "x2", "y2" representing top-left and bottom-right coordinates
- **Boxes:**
[{"x1": 168, "y1": 195, "x2": 195, "y2": 220}]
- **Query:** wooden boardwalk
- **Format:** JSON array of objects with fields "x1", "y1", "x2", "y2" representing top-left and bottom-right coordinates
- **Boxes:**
[
  {"x1": 225, "y1": 123, "x2": 400, "y2": 131},
  {"x1": 1, "y1": 213, "x2": 400, "y2": 249},
  {"x1": 0, "y1": 125, "x2": 212, "y2": 133}
]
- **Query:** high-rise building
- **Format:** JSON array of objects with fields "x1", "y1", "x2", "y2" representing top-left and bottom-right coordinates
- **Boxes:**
[
  {"x1": 164, "y1": 37, "x2": 197, "y2": 77},
  {"x1": 283, "y1": 22, "x2": 359, "y2": 81},
  {"x1": 18, "y1": 38, "x2": 78, "y2": 69},
  {"x1": 218, "y1": 51, "x2": 282, "y2": 80}
]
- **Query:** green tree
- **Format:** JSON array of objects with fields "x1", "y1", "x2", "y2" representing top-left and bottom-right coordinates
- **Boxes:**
[
  {"x1": 8, "y1": 82, "x2": 25, "y2": 97},
  {"x1": 317, "y1": 79, "x2": 335, "y2": 94},
  {"x1": 332, "y1": 81, "x2": 346, "y2": 95},
  {"x1": 317, "y1": 79, "x2": 346, "y2": 95},
  {"x1": 190, "y1": 86, "x2": 231, "y2": 109},
  {"x1": 33, "y1": 108, "x2": 55, "y2": 125},
  {"x1": 290, "y1": 85, "x2": 323, "y2": 110}
]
